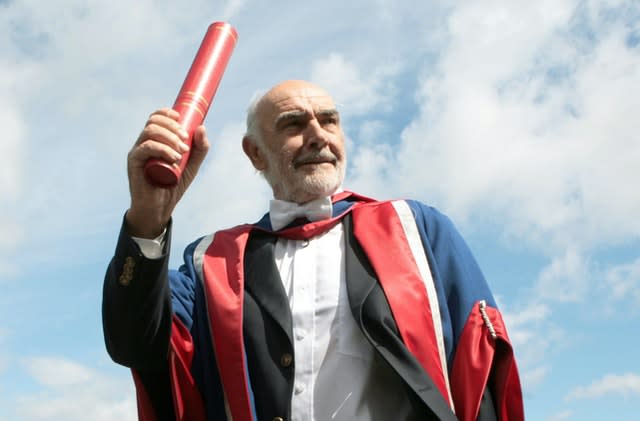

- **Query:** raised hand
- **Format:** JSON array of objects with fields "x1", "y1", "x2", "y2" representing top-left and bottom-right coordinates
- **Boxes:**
[{"x1": 125, "y1": 108, "x2": 210, "y2": 238}]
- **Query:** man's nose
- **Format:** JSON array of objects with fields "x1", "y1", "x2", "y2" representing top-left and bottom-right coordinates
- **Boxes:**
[{"x1": 304, "y1": 120, "x2": 329, "y2": 148}]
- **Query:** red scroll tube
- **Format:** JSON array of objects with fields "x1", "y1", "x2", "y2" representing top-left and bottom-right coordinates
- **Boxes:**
[{"x1": 144, "y1": 22, "x2": 238, "y2": 187}]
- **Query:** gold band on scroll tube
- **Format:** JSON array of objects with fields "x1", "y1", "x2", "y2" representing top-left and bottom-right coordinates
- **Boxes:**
[
  {"x1": 214, "y1": 24, "x2": 238, "y2": 42},
  {"x1": 183, "y1": 90, "x2": 211, "y2": 108},
  {"x1": 178, "y1": 101, "x2": 205, "y2": 119}
]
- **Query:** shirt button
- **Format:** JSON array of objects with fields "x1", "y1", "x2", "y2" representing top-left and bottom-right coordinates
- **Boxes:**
[
  {"x1": 294, "y1": 384, "x2": 305, "y2": 395},
  {"x1": 301, "y1": 239, "x2": 310, "y2": 248},
  {"x1": 280, "y1": 353, "x2": 293, "y2": 367},
  {"x1": 295, "y1": 329, "x2": 306, "y2": 340}
]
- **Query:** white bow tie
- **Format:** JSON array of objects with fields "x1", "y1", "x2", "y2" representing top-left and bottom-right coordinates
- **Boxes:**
[{"x1": 269, "y1": 196, "x2": 333, "y2": 231}]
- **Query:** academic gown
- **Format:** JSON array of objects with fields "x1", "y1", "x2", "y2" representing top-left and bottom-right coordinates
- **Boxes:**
[{"x1": 102, "y1": 191, "x2": 524, "y2": 421}]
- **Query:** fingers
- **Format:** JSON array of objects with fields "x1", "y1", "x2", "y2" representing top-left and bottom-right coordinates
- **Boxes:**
[
  {"x1": 131, "y1": 108, "x2": 191, "y2": 165},
  {"x1": 129, "y1": 137, "x2": 184, "y2": 166}
]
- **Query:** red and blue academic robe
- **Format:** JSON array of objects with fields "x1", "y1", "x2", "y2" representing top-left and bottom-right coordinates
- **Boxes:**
[{"x1": 103, "y1": 191, "x2": 523, "y2": 421}]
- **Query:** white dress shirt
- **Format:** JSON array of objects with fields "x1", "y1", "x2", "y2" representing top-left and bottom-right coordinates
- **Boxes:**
[{"x1": 274, "y1": 223, "x2": 413, "y2": 421}]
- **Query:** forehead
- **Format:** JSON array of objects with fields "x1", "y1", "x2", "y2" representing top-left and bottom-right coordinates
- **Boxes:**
[{"x1": 259, "y1": 86, "x2": 336, "y2": 124}]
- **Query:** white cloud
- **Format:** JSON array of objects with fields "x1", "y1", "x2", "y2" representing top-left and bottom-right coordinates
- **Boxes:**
[
  {"x1": 522, "y1": 365, "x2": 550, "y2": 391},
  {"x1": 385, "y1": 0, "x2": 640, "y2": 254},
  {"x1": 24, "y1": 357, "x2": 92, "y2": 387},
  {"x1": 0, "y1": 107, "x2": 23, "y2": 200},
  {"x1": 501, "y1": 299, "x2": 552, "y2": 329},
  {"x1": 535, "y1": 249, "x2": 590, "y2": 302},
  {"x1": 500, "y1": 300, "x2": 561, "y2": 391},
  {"x1": 546, "y1": 410, "x2": 574, "y2": 421},
  {"x1": 220, "y1": 0, "x2": 248, "y2": 21},
  {"x1": 601, "y1": 257, "x2": 640, "y2": 306},
  {"x1": 311, "y1": 53, "x2": 397, "y2": 116},
  {"x1": 0, "y1": 47, "x2": 27, "y2": 280},
  {"x1": 348, "y1": 137, "x2": 396, "y2": 198},
  {"x1": 529, "y1": 254, "x2": 640, "y2": 317},
  {"x1": 14, "y1": 357, "x2": 136, "y2": 421},
  {"x1": 567, "y1": 373, "x2": 640, "y2": 400}
]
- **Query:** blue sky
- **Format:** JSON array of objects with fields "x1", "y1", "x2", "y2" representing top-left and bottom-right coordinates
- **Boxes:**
[{"x1": 1, "y1": 0, "x2": 639, "y2": 419}]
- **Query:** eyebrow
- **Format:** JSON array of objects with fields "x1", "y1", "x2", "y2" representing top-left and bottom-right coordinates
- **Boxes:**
[
  {"x1": 274, "y1": 110, "x2": 309, "y2": 129},
  {"x1": 273, "y1": 108, "x2": 340, "y2": 129},
  {"x1": 316, "y1": 108, "x2": 340, "y2": 121}
]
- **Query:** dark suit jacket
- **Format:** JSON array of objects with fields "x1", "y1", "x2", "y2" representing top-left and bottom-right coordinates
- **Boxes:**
[{"x1": 103, "y1": 215, "x2": 498, "y2": 421}]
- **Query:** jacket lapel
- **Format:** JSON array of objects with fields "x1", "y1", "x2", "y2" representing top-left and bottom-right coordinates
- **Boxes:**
[
  {"x1": 243, "y1": 231, "x2": 294, "y2": 344},
  {"x1": 343, "y1": 214, "x2": 457, "y2": 421}
]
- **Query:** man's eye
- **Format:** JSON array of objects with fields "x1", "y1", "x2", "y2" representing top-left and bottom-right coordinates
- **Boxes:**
[{"x1": 285, "y1": 120, "x2": 303, "y2": 129}]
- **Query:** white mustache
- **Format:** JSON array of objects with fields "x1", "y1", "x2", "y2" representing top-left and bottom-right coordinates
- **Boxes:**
[{"x1": 294, "y1": 151, "x2": 337, "y2": 167}]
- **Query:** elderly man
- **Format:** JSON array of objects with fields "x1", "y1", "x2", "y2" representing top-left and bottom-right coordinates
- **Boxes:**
[{"x1": 103, "y1": 80, "x2": 524, "y2": 421}]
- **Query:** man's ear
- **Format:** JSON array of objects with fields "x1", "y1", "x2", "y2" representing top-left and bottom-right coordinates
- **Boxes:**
[{"x1": 242, "y1": 136, "x2": 267, "y2": 171}]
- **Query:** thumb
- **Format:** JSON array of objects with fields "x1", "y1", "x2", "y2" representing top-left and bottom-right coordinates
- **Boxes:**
[{"x1": 184, "y1": 125, "x2": 210, "y2": 176}]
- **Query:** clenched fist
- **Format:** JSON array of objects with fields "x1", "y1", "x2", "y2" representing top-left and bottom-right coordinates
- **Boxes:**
[{"x1": 126, "y1": 108, "x2": 210, "y2": 238}]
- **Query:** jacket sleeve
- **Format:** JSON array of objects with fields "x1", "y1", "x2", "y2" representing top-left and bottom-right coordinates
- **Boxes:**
[
  {"x1": 450, "y1": 301, "x2": 523, "y2": 421},
  {"x1": 102, "y1": 217, "x2": 208, "y2": 421},
  {"x1": 102, "y1": 217, "x2": 173, "y2": 370},
  {"x1": 102, "y1": 217, "x2": 178, "y2": 420},
  {"x1": 409, "y1": 201, "x2": 524, "y2": 420}
]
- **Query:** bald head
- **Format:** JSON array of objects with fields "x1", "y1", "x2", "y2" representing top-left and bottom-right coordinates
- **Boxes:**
[
  {"x1": 245, "y1": 80, "x2": 336, "y2": 145},
  {"x1": 259, "y1": 80, "x2": 334, "y2": 112}
]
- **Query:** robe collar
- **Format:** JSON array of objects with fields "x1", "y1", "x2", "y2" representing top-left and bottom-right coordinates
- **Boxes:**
[{"x1": 253, "y1": 190, "x2": 374, "y2": 239}]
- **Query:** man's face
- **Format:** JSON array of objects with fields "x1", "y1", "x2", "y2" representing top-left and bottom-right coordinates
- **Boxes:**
[{"x1": 250, "y1": 81, "x2": 346, "y2": 203}]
